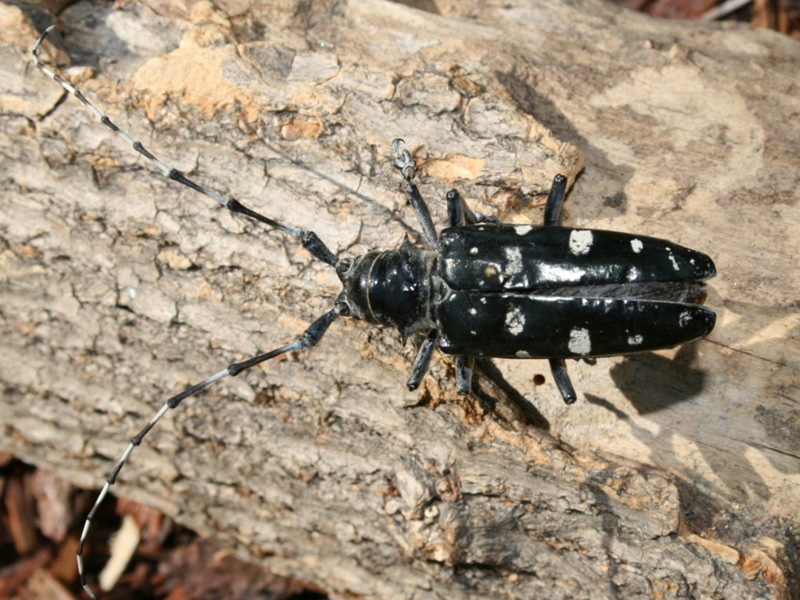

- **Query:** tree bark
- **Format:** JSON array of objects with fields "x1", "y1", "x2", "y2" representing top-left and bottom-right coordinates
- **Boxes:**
[{"x1": 1, "y1": 0, "x2": 798, "y2": 598}]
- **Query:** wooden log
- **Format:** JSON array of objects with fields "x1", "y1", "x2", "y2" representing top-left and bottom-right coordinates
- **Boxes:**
[{"x1": 0, "y1": 0, "x2": 797, "y2": 597}]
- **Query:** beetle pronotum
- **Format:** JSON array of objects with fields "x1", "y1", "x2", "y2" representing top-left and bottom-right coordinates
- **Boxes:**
[{"x1": 33, "y1": 24, "x2": 716, "y2": 599}]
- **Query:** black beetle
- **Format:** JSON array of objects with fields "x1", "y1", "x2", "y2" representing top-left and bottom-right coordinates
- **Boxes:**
[
  {"x1": 33, "y1": 26, "x2": 715, "y2": 599},
  {"x1": 339, "y1": 140, "x2": 715, "y2": 402}
]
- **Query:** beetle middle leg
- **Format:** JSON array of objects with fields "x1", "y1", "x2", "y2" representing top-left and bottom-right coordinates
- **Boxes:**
[
  {"x1": 446, "y1": 189, "x2": 499, "y2": 227},
  {"x1": 407, "y1": 329, "x2": 438, "y2": 390},
  {"x1": 543, "y1": 174, "x2": 568, "y2": 227}
]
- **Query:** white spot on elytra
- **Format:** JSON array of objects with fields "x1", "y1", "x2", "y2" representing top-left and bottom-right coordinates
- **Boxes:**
[
  {"x1": 469, "y1": 308, "x2": 477, "y2": 315},
  {"x1": 568, "y1": 328, "x2": 591, "y2": 355},
  {"x1": 540, "y1": 264, "x2": 584, "y2": 282},
  {"x1": 626, "y1": 267, "x2": 641, "y2": 281},
  {"x1": 668, "y1": 251, "x2": 680, "y2": 271},
  {"x1": 679, "y1": 311, "x2": 692, "y2": 327},
  {"x1": 569, "y1": 230, "x2": 593, "y2": 255},
  {"x1": 470, "y1": 247, "x2": 479, "y2": 255},
  {"x1": 516, "y1": 350, "x2": 531, "y2": 358},
  {"x1": 628, "y1": 334, "x2": 643, "y2": 346},
  {"x1": 504, "y1": 247, "x2": 523, "y2": 276},
  {"x1": 630, "y1": 239, "x2": 643, "y2": 253},
  {"x1": 515, "y1": 225, "x2": 532, "y2": 236},
  {"x1": 480, "y1": 297, "x2": 488, "y2": 304},
  {"x1": 505, "y1": 307, "x2": 525, "y2": 335}
]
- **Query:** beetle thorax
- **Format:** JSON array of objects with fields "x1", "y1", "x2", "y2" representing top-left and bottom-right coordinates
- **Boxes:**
[{"x1": 337, "y1": 244, "x2": 435, "y2": 338}]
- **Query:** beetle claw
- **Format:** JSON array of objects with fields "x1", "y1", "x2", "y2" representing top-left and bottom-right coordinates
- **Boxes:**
[{"x1": 392, "y1": 138, "x2": 417, "y2": 180}]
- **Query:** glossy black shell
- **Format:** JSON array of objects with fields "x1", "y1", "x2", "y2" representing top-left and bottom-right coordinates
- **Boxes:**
[
  {"x1": 438, "y1": 225, "x2": 715, "y2": 290},
  {"x1": 338, "y1": 223, "x2": 715, "y2": 360},
  {"x1": 435, "y1": 224, "x2": 716, "y2": 358}
]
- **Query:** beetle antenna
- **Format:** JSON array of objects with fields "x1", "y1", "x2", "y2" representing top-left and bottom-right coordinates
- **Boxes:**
[
  {"x1": 33, "y1": 25, "x2": 338, "y2": 267},
  {"x1": 75, "y1": 307, "x2": 342, "y2": 599}
]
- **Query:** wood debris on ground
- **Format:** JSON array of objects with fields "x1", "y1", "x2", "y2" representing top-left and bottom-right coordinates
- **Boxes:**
[
  {"x1": 611, "y1": 0, "x2": 800, "y2": 36},
  {"x1": 0, "y1": 454, "x2": 328, "y2": 600}
]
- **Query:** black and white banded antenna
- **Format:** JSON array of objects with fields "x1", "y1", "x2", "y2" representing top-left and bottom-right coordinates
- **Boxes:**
[
  {"x1": 32, "y1": 25, "x2": 338, "y2": 267},
  {"x1": 33, "y1": 25, "x2": 345, "y2": 599}
]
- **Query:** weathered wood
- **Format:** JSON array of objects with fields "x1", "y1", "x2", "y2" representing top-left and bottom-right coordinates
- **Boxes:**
[{"x1": 1, "y1": 0, "x2": 798, "y2": 598}]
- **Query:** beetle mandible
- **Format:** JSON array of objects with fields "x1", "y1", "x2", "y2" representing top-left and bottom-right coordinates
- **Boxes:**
[{"x1": 33, "y1": 25, "x2": 715, "y2": 599}]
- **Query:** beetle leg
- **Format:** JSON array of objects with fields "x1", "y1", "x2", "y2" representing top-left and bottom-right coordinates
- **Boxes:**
[
  {"x1": 455, "y1": 356, "x2": 474, "y2": 395},
  {"x1": 406, "y1": 330, "x2": 438, "y2": 390},
  {"x1": 543, "y1": 174, "x2": 568, "y2": 227},
  {"x1": 392, "y1": 139, "x2": 441, "y2": 250},
  {"x1": 548, "y1": 358, "x2": 577, "y2": 404},
  {"x1": 446, "y1": 189, "x2": 498, "y2": 226},
  {"x1": 447, "y1": 189, "x2": 466, "y2": 226}
]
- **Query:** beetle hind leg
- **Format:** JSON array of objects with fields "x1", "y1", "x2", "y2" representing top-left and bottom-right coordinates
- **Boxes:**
[
  {"x1": 455, "y1": 356, "x2": 474, "y2": 395},
  {"x1": 549, "y1": 358, "x2": 577, "y2": 404}
]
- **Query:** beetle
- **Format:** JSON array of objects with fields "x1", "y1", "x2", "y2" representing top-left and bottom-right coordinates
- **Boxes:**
[{"x1": 33, "y1": 26, "x2": 715, "y2": 599}]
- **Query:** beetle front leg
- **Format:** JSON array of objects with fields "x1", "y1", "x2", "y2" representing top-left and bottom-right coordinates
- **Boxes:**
[
  {"x1": 548, "y1": 358, "x2": 577, "y2": 404},
  {"x1": 446, "y1": 189, "x2": 499, "y2": 227},
  {"x1": 543, "y1": 174, "x2": 568, "y2": 227},
  {"x1": 455, "y1": 356, "x2": 474, "y2": 395},
  {"x1": 392, "y1": 139, "x2": 440, "y2": 250},
  {"x1": 407, "y1": 330, "x2": 438, "y2": 390}
]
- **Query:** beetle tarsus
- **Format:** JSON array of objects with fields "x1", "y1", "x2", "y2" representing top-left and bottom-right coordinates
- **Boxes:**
[{"x1": 392, "y1": 138, "x2": 417, "y2": 180}]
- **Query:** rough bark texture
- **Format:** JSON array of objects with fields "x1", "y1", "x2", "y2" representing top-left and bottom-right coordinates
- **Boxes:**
[{"x1": 1, "y1": 0, "x2": 798, "y2": 598}]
